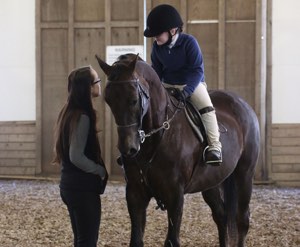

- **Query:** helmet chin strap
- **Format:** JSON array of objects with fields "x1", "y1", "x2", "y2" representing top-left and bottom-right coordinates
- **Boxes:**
[
  {"x1": 162, "y1": 29, "x2": 179, "y2": 47},
  {"x1": 163, "y1": 31, "x2": 173, "y2": 46}
]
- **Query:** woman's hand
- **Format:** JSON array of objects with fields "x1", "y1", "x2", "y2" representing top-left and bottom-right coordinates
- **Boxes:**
[{"x1": 99, "y1": 166, "x2": 107, "y2": 180}]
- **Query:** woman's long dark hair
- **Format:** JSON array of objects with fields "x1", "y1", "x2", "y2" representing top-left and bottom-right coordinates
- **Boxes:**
[{"x1": 53, "y1": 66, "x2": 100, "y2": 164}]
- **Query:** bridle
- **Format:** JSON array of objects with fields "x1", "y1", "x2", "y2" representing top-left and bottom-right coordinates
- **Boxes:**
[
  {"x1": 107, "y1": 78, "x2": 150, "y2": 141},
  {"x1": 107, "y1": 77, "x2": 178, "y2": 144}
]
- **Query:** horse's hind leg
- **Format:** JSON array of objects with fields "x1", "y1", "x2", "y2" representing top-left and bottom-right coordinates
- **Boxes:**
[
  {"x1": 234, "y1": 173, "x2": 254, "y2": 247},
  {"x1": 126, "y1": 183, "x2": 151, "y2": 247},
  {"x1": 202, "y1": 187, "x2": 227, "y2": 247}
]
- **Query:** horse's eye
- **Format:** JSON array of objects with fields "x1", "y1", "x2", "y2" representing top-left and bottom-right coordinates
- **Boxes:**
[{"x1": 131, "y1": 99, "x2": 138, "y2": 106}]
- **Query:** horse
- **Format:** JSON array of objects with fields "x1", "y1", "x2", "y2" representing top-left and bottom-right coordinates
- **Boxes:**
[{"x1": 96, "y1": 54, "x2": 260, "y2": 247}]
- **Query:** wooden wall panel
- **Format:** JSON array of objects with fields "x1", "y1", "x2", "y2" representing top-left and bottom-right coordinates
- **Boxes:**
[
  {"x1": 41, "y1": 0, "x2": 68, "y2": 22},
  {"x1": 271, "y1": 124, "x2": 300, "y2": 186},
  {"x1": 111, "y1": 27, "x2": 139, "y2": 45},
  {"x1": 74, "y1": 29, "x2": 106, "y2": 74},
  {"x1": 0, "y1": 159, "x2": 36, "y2": 167},
  {"x1": 111, "y1": 0, "x2": 139, "y2": 21},
  {"x1": 0, "y1": 122, "x2": 36, "y2": 175},
  {"x1": 187, "y1": 0, "x2": 219, "y2": 20},
  {"x1": 226, "y1": 0, "x2": 256, "y2": 20},
  {"x1": 41, "y1": 29, "x2": 68, "y2": 174},
  {"x1": 152, "y1": 0, "x2": 180, "y2": 10},
  {"x1": 0, "y1": 143, "x2": 35, "y2": 151},
  {"x1": 272, "y1": 138, "x2": 300, "y2": 146},
  {"x1": 186, "y1": 1, "x2": 257, "y2": 107},
  {"x1": 75, "y1": 0, "x2": 105, "y2": 21},
  {"x1": 225, "y1": 23, "x2": 256, "y2": 107},
  {"x1": 188, "y1": 24, "x2": 219, "y2": 89}
]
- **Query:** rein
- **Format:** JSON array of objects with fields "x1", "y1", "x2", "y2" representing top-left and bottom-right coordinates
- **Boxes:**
[
  {"x1": 136, "y1": 89, "x2": 184, "y2": 211},
  {"x1": 139, "y1": 108, "x2": 177, "y2": 143},
  {"x1": 140, "y1": 87, "x2": 185, "y2": 143},
  {"x1": 107, "y1": 78, "x2": 182, "y2": 144}
]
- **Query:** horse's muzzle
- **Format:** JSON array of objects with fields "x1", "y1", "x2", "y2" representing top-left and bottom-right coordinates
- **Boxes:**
[
  {"x1": 122, "y1": 147, "x2": 140, "y2": 158},
  {"x1": 117, "y1": 129, "x2": 141, "y2": 158},
  {"x1": 118, "y1": 143, "x2": 140, "y2": 158}
]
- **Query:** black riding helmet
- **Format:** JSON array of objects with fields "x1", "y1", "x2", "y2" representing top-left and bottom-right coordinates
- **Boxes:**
[{"x1": 144, "y1": 4, "x2": 183, "y2": 37}]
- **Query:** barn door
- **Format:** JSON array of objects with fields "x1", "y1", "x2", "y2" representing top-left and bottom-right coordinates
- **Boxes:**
[
  {"x1": 147, "y1": 0, "x2": 267, "y2": 181},
  {"x1": 36, "y1": 0, "x2": 144, "y2": 177}
]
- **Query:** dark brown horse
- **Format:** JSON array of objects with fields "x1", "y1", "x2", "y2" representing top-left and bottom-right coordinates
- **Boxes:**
[{"x1": 96, "y1": 54, "x2": 260, "y2": 247}]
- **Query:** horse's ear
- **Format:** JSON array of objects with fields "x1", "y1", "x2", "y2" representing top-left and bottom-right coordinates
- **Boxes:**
[
  {"x1": 128, "y1": 53, "x2": 139, "y2": 74},
  {"x1": 95, "y1": 54, "x2": 112, "y2": 76}
]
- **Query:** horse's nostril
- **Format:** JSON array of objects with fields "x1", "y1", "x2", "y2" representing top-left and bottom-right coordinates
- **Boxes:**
[
  {"x1": 122, "y1": 148, "x2": 138, "y2": 158},
  {"x1": 129, "y1": 148, "x2": 138, "y2": 156}
]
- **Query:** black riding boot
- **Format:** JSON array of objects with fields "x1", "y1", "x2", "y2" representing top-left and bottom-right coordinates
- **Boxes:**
[
  {"x1": 199, "y1": 107, "x2": 222, "y2": 166},
  {"x1": 204, "y1": 146, "x2": 222, "y2": 166}
]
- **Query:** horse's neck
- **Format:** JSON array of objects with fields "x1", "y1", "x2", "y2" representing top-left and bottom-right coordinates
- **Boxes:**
[{"x1": 145, "y1": 81, "x2": 170, "y2": 131}]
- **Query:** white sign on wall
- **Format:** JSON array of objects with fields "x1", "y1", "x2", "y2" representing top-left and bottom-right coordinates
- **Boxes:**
[{"x1": 106, "y1": 45, "x2": 144, "y2": 65}]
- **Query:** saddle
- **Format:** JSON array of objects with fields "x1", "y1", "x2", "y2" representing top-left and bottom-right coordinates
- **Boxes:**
[{"x1": 166, "y1": 88, "x2": 207, "y2": 143}]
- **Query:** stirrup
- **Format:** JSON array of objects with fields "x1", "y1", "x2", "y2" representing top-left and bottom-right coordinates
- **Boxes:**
[{"x1": 203, "y1": 146, "x2": 222, "y2": 166}]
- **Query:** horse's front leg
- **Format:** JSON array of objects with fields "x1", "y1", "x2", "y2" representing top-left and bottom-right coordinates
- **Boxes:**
[
  {"x1": 126, "y1": 182, "x2": 151, "y2": 247},
  {"x1": 164, "y1": 189, "x2": 184, "y2": 247}
]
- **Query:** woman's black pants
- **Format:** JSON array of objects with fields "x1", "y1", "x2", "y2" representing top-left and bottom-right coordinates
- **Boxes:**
[{"x1": 60, "y1": 189, "x2": 101, "y2": 247}]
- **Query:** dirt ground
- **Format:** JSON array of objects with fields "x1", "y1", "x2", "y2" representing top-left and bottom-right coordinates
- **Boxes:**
[{"x1": 0, "y1": 179, "x2": 299, "y2": 247}]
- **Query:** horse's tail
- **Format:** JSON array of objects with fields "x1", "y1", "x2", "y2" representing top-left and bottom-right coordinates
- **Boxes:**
[{"x1": 223, "y1": 174, "x2": 238, "y2": 239}]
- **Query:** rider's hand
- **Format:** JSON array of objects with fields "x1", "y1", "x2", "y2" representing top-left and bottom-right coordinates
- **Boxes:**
[{"x1": 180, "y1": 90, "x2": 190, "y2": 101}]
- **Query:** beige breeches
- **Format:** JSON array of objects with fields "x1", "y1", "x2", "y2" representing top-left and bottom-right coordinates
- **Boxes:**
[{"x1": 163, "y1": 82, "x2": 222, "y2": 149}]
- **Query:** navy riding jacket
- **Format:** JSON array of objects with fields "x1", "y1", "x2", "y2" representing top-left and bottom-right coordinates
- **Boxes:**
[{"x1": 151, "y1": 33, "x2": 205, "y2": 96}]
